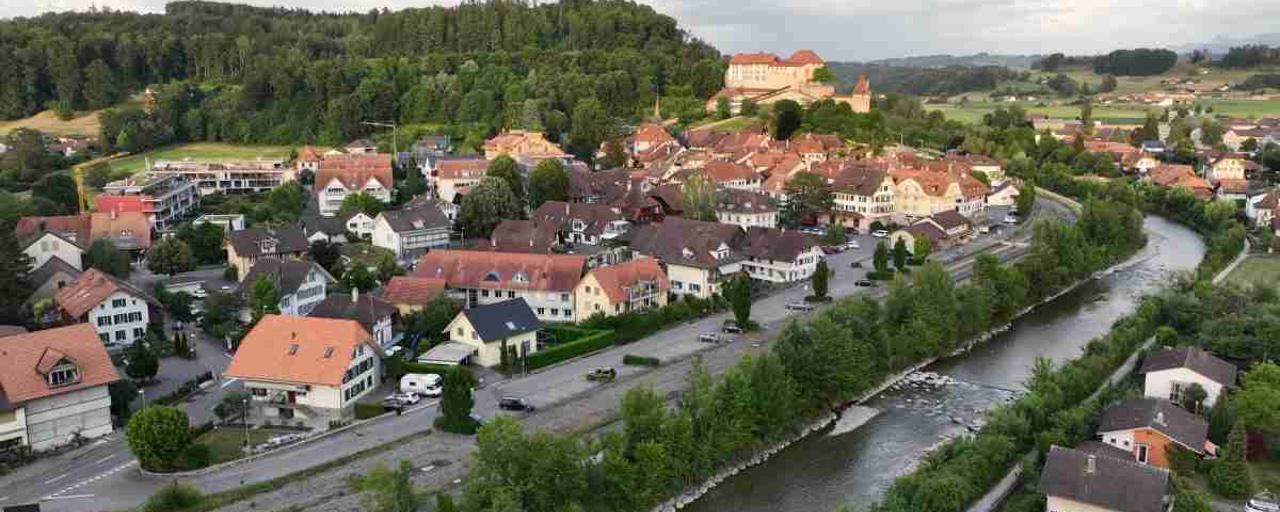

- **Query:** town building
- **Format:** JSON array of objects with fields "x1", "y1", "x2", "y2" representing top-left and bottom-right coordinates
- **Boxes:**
[
  {"x1": 482, "y1": 130, "x2": 569, "y2": 164},
  {"x1": 372, "y1": 205, "x2": 452, "y2": 262},
  {"x1": 1097, "y1": 398, "x2": 1210, "y2": 469},
  {"x1": 239, "y1": 258, "x2": 335, "y2": 318},
  {"x1": 1038, "y1": 445, "x2": 1169, "y2": 512},
  {"x1": 148, "y1": 160, "x2": 296, "y2": 196},
  {"x1": 567, "y1": 168, "x2": 665, "y2": 223},
  {"x1": 705, "y1": 50, "x2": 870, "y2": 114},
  {"x1": 737, "y1": 227, "x2": 824, "y2": 283},
  {"x1": 1138, "y1": 346, "x2": 1236, "y2": 409},
  {"x1": 944, "y1": 153, "x2": 1005, "y2": 184},
  {"x1": 295, "y1": 146, "x2": 323, "y2": 172},
  {"x1": 715, "y1": 188, "x2": 778, "y2": 229},
  {"x1": 986, "y1": 182, "x2": 1020, "y2": 207},
  {"x1": 96, "y1": 173, "x2": 199, "y2": 231},
  {"x1": 314, "y1": 153, "x2": 393, "y2": 217},
  {"x1": 626, "y1": 217, "x2": 744, "y2": 299},
  {"x1": 0, "y1": 324, "x2": 120, "y2": 452},
  {"x1": 891, "y1": 210, "x2": 976, "y2": 252},
  {"x1": 828, "y1": 162, "x2": 895, "y2": 231},
  {"x1": 297, "y1": 215, "x2": 352, "y2": 245},
  {"x1": 487, "y1": 219, "x2": 560, "y2": 254},
  {"x1": 412, "y1": 250, "x2": 587, "y2": 323},
  {"x1": 19, "y1": 229, "x2": 84, "y2": 272},
  {"x1": 225, "y1": 227, "x2": 311, "y2": 281},
  {"x1": 1121, "y1": 152, "x2": 1161, "y2": 174},
  {"x1": 89, "y1": 211, "x2": 152, "y2": 253},
  {"x1": 307, "y1": 290, "x2": 397, "y2": 349},
  {"x1": 224, "y1": 315, "x2": 381, "y2": 424},
  {"x1": 26, "y1": 257, "x2": 82, "y2": 305},
  {"x1": 15, "y1": 211, "x2": 152, "y2": 266},
  {"x1": 1250, "y1": 189, "x2": 1280, "y2": 228},
  {"x1": 621, "y1": 122, "x2": 683, "y2": 168},
  {"x1": 531, "y1": 201, "x2": 630, "y2": 245},
  {"x1": 702, "y1": 161, "x2": 763, "y2": 192},
  {"x1": 411, "y1": 136, "x2": 453, "y2": 171},
  {"x1": 345, "y1": 139, "x2": 378, "y2": 154},
  {"x1": 380, "y1": 276, "x2": 447, "y2": 314},
  {"x1": 193, "y1": 214, "x2": 246, "y2": 233},
  {"x1": 1146, "y1": 164, "x2": 1213, "y2": 199},
  {"x1": 53, "y1": 269, "x2": 161, "y2": 347},
  {"x1": 432, "y1": 157, "x2": 488, "y2": 204},
  {"x1": 574, "y1": 259, "x2": 670, "y2": 319},
  {"x1": 890, "y1": 165, "x2": 989, "y2": 221},
  {"x1": 443, "y1": 298, "x2": 542, "y2": 367}
]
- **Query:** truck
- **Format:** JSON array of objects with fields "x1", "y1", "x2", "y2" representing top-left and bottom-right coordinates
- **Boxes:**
[{"x1": 400, "y1": 373, "x2": 442, "y2": 397}]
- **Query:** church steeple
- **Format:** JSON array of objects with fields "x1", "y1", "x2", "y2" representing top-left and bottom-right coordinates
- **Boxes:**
[{"x1": 652, "y1": 96, "x2": 662, "y2": 122}]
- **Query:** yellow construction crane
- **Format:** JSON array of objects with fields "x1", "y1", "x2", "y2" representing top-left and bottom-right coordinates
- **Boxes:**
[{"x1": 72, "y1": 163, "x2": 87, "y2": 214}]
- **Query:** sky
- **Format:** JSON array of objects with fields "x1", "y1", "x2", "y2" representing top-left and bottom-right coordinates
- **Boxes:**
[{"x1": 5, "y1": 0, "x2": 1280, "y2": 61}]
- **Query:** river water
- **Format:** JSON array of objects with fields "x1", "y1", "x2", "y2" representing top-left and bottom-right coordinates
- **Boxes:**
[{"x1": 685, "y1": 216, "x2": 1205, "y2": 512}]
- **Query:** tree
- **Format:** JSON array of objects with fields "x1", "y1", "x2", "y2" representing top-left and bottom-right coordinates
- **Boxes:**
[
  {"x1": 811, "y1": 66, "x2": 836, "y2": 83},
  {"x1": 341, "y1": 263, "x2": 378, "y2": 293},
  {"x1": 266, "y1": 182, "x2": 309, "y2": 223},
  {"x1": 1242, "y1": 138, "x2": 1259, "y2": 152},
  {"x1": 459, "y1": 177, "x2": 521, "y2": 239},
  {"x1": 142, "y1": 482, "x2": 205, "y2": 512},
  {"x1": 86, "y1": 239, "x2": 132, "y2": 278},
  {"x1": 214, "y1": 390, "x2": 250, "y2": 423},
  {"x1": 402, "y1": 297, "x2": 462, "y2": 345},
  {"x1": 715, "y1": 97, "x2": 731, "y2": 120},
  {"x1": 401, "y1": 165, "x2": 425, "y2": 199},
  {"x1": 913, "y1": 236, "x2": 932, "y2": 261},
  {"x1": 772, "y1": 100, "x2": 803, "y2": 140},
  {"x1": 1234, "y1": 362, "x2": 1280, "y2": 434},
  {"x1": 780, "y1": 172, "x2": 833, "y2": 228},
  {"x1": 1200, "y1": 119, "x2": 1224, "y2": 147},
  {"x1": 600, "y1": 137, "x2": 629, "y2": 169},
  {"x1": 308, "y1": 240, "x2": 342, "y2": 274},
  {"x1": 125, "y1": 406, "x2": 190, "y2": 471},
  {"x1": 1141, "y1": 113, "x2": 1160, "y2": 142},
  {"x1": 569, "y1": 98, "x2": 609, "y2": 161},
  {"x1": 32, "y1": 173, "x2": 80, "y2": 213},
  {"x1": 108, "y1": 379, "x2": 139, "y2": 423},
  {"x1": 354, "y1": 460, "x2": 420, "y2": 512},
  {"x1": 1181, "y1": 383, "x2": 1208, "y2": 413},
  {"x1": 176, "y1": 222, "x2": 226, "y2": 265},
  {"x1": 893, "y1": 237, "x2": 908, "y2": 269},
  {"x1": 83, "y1": 162, "x2": 115, "y2": 189},
  {"x1": 527, "y1": 159, "x2": 570, "y2": 211},
  {"x1": 147, "y1": 237, "x2": 195, "y2": 276},
  {"x1": 0, "y1": 228, "x2": 32, "y2": 324},
  {"x1": 873, "y1": 241, "x2": 889, "y2": 273},
  {"x1": 434, "y1": 369, "x2": 479, "y2": 434},
  {"x1": 249, "y1": 275, "x2": 280, "y2": 321},
  {"x1": 376, "y1": 250, "x2": 405, "y2": 282},
  {"x1": 1016, "y1": 183, "x2": 1037, "y2": 215},
  {"x1": 679, "y1": 171, "x2": 717, "y2": 221},
  {"x1": 1210, "y1": 422, "x2": 1253, "y2": 499},
  {"x1": 820, "y1": 224, "x2": 846, "y2": 246},
  {"x1": 487, "y1": 155, "x2": 526, "y2": 207},
  {"x1": 1172, "y1": 485, "x2": 1212, "y2": 512},
  {"x1": 1100, "y1": 74, "x2": 1118, "y2": 93},
  {"x1": 340, "y1": 192, "x2": 385, "y2": 218},
  {"x1": 740, "y1": 99, "x2": 758, "y2": 117},
  {"x1": 724, "y1": 273, "x2": 753, "y2": 328},
  {"x1": 125, "y1": 337, "x2": 160, "y2": 381},
  {"x1": 811, "y1": 260, "x2": 830, "y2": 300}
]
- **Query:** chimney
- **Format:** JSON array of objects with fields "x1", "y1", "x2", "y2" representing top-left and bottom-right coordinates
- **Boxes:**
[
  {"x1": 110, "y1": 209, "x2": 118, "y2": 220},
  {"x1": 1155, "y1": 411, "x2": 1165, "y2": 426},
  {"x1": 1085, "y1": 454, "x2": 1096, "y2": 474},
  {"x1": 352, "y1": 287, "x2": 359, "y2": 303}
]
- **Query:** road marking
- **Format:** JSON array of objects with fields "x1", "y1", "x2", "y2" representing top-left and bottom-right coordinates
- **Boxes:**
[
  {"x1": 43, "y1": 473, "x2": 69, "y2": 484},
  {"x1": 92, "y1": 454, "x2": 116, "y2": 465},
  {"x1": 47, "y1": 460, "x2": 137, "y2": 498},
  {"x1": 42, "y1": 494, "x2": 95, "y2": 501}
]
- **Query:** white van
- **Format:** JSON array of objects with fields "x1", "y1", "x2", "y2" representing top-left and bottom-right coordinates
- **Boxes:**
[{"x1": 400, "y1": 373, "x2": 443, "y2": 397}]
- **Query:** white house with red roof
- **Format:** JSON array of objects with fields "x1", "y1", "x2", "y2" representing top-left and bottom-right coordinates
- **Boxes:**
[
  {"x1": 314, "y1": 153, "x2": 393, "y2": 216},
  {"x1": 53, "y1": 269, "x2": 161, "y2": 347}
]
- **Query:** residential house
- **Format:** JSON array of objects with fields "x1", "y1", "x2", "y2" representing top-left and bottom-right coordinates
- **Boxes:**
[
  {"x1": 432, "y1": 157, "x2": 488, "y2": 204},
  {"x1": 53, "y1": 269, "x2": 161, "y2": 347},
  {"x1": 295, "y1": 146, "x2": 323, "y2": 172},
  {"x1": 703, "y1": 161, "x2": 763, "y2": 192},
  {"x1": 345, "y1": 138, "x2": 378, "y2": 154},
  {"x1": 574, "y1": 259, "x2": 670, "y2": 318},
  {"x1": 945, "y1": 153, "x2": 1005, "y2": 184},
  {"x1": 16, "y1": 213, "x2": 150, "y2": 261},
  {"x1": 789, "y1": 133, "x2": 844, "y2": 164},
  {"x1": 531, "y1": 201, "x2": 630, "y2": 245},
  {"x1": 224, "y1": 315, "x2": 381, "y2": 423},
  {"x1": 482, "y1": 131, "x2": 568, "y2": 164},
  {"x1": 1140, "y1": 141, "x2": 1166, "y2": 154},
  {"x1": 226, "y1": 227, "x2": 311, "y2": 281},
  {"x1": 18, "y1": 226, "x2": 85, "y2": 272},
  {"x1": 89, "y1": 211, "x2": 152, "y2": 253},
  {"x1": 1249, "y1": 189, "x2": 1280, "y2": 228},
  {"x1": 380, "y1": 276, "x2": 447, "y2": 314},
  {"x1": 0, "y1": 324, "x2": 120, "y2": 452},
  {"x1": 890, "y1": 210, "x2": 974, "y2": 253},
  {"x1": 412, "y1": 250, "x2": 587, "y2": 323},
  {"x1": 715, "y1": 188, "x2": 778, "y2": 229},
  {"x1": 315, "y1": 153, "x2": 393, "y2": 216},
  {"x1": 372, "y1": 205, "x2": 451, "y2": 262},
  {"x1": 297, "y1": 215, "x2": 351, "y2": 244},
  {"x1": 96, "y1": 173, "x2": 199, "y2": 231},
  {"x1": 737, "y1": 227, "x2": 824, "y2": 283},
  {"x1": 412, "y1": 135, "x2": 452, "y2": 163},
  {"x1": 890, "y1": 165, "x2": 989, "y2": 221},
  {"x1": 26, "y1": 257, "x2": 82, "y2": 305},
  {"x1": 567, "y1": 168, "x2": 665, "y2": 223},
  {"x1": 987, "y1": 181, "x2": 1020, "y2": 207},
  {"x1": 443, "y1": 298, "x2": 541, "y2": 367},
  {"x1": 621, "y1": 122, "x2": 683, "y2": 168},
  {"x1": 148, "y1": 160, "x2": 296, "y2": 196},
  {"x1": 647, "y1": 185, "x2": 685, "y2": 218},
  {"x1": 1146, "y1": 164, "x2": 1213, "y2": 199},
  {"x1": 626, "y1": 217, "x2": 744, "y2": 299},
  {"x1": 1097, "y1": 398, "x2": 1211, "y2": 469},
  {"x1": 1121, "y1": 152, "x2": 1161, "y2": 174},
  {"x1": 1038, "y1": 445, "x2": 1169, "y2": 512},
  {"x1": 307, "y1": 289, "x2": 397, "y2": 348},
  {"x1": 344, "y1": 211, "x2": 378, "y2": 241},
  {"x1": 1139, "y1": 346, "x2": 1236, "y2": 408},
  {"x1": 487, "y1": 219, "x2": 560, "y2": 253},
  {"x1": 828, "y1": 162, "x2": 895, "y2": 231},
  {"x1": 239, "y1": 258, "x2": 335, "y2": 318}
]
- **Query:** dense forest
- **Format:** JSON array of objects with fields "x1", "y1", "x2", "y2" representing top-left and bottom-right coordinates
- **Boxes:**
[
  {"x1": 825, "y1": 63, "x2": 1024, "y2": 96},
  {"x1": 0, "y1": 0, "x2": 723, "y2": 156},
  {"x1": 1219, "y1": 44, "x2": 1280, "y2": 68},
  {"x1": 1092, "y1": 48, "x2": 1179, "y2": 76}
]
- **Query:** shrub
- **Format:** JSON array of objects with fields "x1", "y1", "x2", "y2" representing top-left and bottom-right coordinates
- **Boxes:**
[
  {"x1": 525, "y1": 330, "x2": 615, "y2": 370},
  {"x1": 182, "y1": 443, "x2": 212, "y2": 470},
  {"x1": 579, "y1": 295, "x2": 727, "y2": 342},
  {"x1": 354, "y1": 403, "x2": 385, "y2": 420},
  {"x1": 433, "y1": 415, "x2": 479, "y2": 435},
  {"x1": 386, "y1": 360, "x2": 460, "y2": 379},
  {"x1": 622, "y1": 355, "x2": 661, "y2": 367},
  {"x1": 143, "y1": 482, "x2": 204, "y2": 512},
  {"x1": 866, "y1": 270, "x2": 896, "y2": 281},
  {"x1": 1211, "y1": 422, "x2": 1253, "y2": 499},
  {"x1": 1166, "y1": 444, "x2": 1199, "y2": 476}
]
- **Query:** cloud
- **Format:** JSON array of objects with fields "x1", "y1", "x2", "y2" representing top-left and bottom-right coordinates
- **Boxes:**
[{"x1": 2, "y1": 0, "x2": 1279, "y2": 61}]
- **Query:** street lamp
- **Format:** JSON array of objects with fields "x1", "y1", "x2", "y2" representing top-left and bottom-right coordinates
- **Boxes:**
[
  {"x1": 138, "y1": 389, "x2": 146, "y2": 408},
  {"x1": 361, "y1": 121, "x2": 399, "y2": 158},
  {"x1": 242, "y1": 398, "x2": 250, "y2": 449}
]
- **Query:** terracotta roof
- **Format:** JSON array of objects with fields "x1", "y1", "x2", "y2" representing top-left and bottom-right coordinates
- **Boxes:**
[
  {"x1": 853, "y1": 75, "x2": 870, "y2": 95},
  {"x1": 54, "y1": 268, "x2": 159, "y2": 319},
  {"x1": 307, "y1": 292, "x2": 397, "y2": 333},
  {"x1": 586, "y1": 259, "x2": 670, "y2": 304},
  {"x1": 487, "y1": 220, "x2": 558, "y2": 253},
  {"x1": 1139, "y1": 346, "x2": 1237, "y2": 387},
  {"x1": 633, "y1": 123, "x2": 678, "y2": 151},
  {"x1": 927, "y1": 209, "x2": 973, "y2": 231},
  {"x1": 1216, "y1": 179, "x2": 1249, "y2": 194},
  {"x1": 0, "y1": 324, "x2": 120, "y2": 407},
  {"x1": 227, "y1": 227, "x2": 310, "y2": 259},
  {"x1": 482, "y1": 131, "x2": 567, "y2": 158},
  {"x1": 381, "y1": 276, "x2": 447, "y2": 306},
  {"x1": 891, "y1": 164, "x2": 989, "y2": 199},
  {"x1": 703, "y1": 161, "x2": 759, "y2": 184},
  {"x1": 716, "y1": 188, "x2": 777, "y2": 214},
  {"x1": 435, "y1": 158, "x2": 489, "y2": 180},
  {"x1": 684, "y1": 130, "x2": 728, "y2": 150},
  {"x1": 1099, "y1": 398, "x2": 1208, "y2": 453},
  {"x1": 739, "y1": 227, "x2": 821, "y2": 262},
  {"x1": 0, "y1": 325, "x2": 28, "y2": 338},
  {"x1": 784, "y1": 49, "x2": 824, "y2": 65},
  {"x1": 834, "y1": 162, "x2": 891, "y2": 196},
  {"x1": 315, "y1": 153, "x2": 393, "y2": 192},
  {"x1": 15, "y1": 215, "x2": 92, "y2": 248},
  {"x1": 729, "y1": 52, "x2": 781, "y2": 65},
  {"x1": 224, "y1": 315, "x2": 373, "y2": 387},
  {"x1": 1039, "y1": 445, "x2": 1168, "y2": 512},
  {"x1": 412, "y1": 250, "x2": 586, "y2": 293},
  {"x1": 1258, "y1": 189, "x2": 1280, "y2": 209},
  {"x1": 89, "y1": 211, "x2": 152, "y2": 250},
  {"x1": 297, "y1": 145, "x2": 323, "y2": 162}
]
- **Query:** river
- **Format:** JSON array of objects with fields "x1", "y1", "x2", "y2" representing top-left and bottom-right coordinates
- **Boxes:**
[{"x1": 684, "y1": 216, "x2": 1205, "y2": 512}]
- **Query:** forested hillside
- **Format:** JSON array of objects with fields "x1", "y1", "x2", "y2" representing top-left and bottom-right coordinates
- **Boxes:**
[{"x1": 0, "y1": 0, "x2": 723, "y2": 156}]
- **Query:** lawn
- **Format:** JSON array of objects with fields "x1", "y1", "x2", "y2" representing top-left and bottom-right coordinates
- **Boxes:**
[
  {"x1": 105, "y1": 142, "x2": 296, "y2": 176},
  {"x1": 0, "y1": 109, "x2": 103, "y2": 137},
  {"x1": 931, "y1": 98, "x2": 1280, "y2": 126},
  {"x1": 1224, "y1": 255, "x2": 1280, "y2": 288},
  {"x1": 690, "y1": 116, "x2": 761, "y2": 133},
  {"x1": 195, "y1": 427, "x2": 296, "y2": 465}
]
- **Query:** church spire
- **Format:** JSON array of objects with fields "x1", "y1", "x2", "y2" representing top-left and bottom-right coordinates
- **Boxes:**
[{"x1": 652, "y1": 96, "x2": 662, "y2": 121}]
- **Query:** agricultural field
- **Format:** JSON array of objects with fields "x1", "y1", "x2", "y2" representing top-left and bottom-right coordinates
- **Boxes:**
[
  {"x1": 1224, "y1": 255, "x2": 1280, "y2": 288},
  {"x1": 0, "y1": 109, "x2": 102, "y2": 137},
  {"x1": 104, "y1": 142, "x2": 296, "y2": 176},
  {"x1": 931, "y1": 98, "x2": 1280, "y2": 126}
]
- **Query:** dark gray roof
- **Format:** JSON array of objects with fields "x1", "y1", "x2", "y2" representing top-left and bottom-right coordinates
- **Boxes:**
[
  {"x1": 239, "y1": 258, "x2": 332, "y2": 296},
  {"x1": 1139, "y1": 346, "x2": 1237, "y2": 387},
  {"x1": 1075, "y1": 441, "x2": 1140, "y2": 462},
  {"x1": 531, "y1": 201, "x2": 624, "y2": 237},
  {"x1": 739, "y1": 227, "x2": 821, "y2": 262},
  {"x1": 228, "y1": 227, "x2": 310, "y2": 258},
  {"x1": 29, "y1": 256, "x2": 82, "y2": 288},
  {"x1": 1099, "y1": 398, "x2": 1208, "y2": 453},
  {"x1": 379, "y1": 206, "x2": 450, "y2": 234},
  {"x1": 627, "y1": 217, "x2": 745, "y2": 269},
  {"x1": 308, "y1": 292, "x2": 397, "y2": 331},
  {"x1": 928, "y1": 209, "x2": 972, "y2": 231},
  {"x1": 297, "y1": 215, "x2": 348, "y2": 238},
  {"x1": 461, "y1": 298, "x2": 542, "y2": 342},
  {"x1": 715, "y1": 188, "x2": 776, "y2": 214},
  {"x1": 1039, "y1": 445, "x2": 1169, "y2": 512}
]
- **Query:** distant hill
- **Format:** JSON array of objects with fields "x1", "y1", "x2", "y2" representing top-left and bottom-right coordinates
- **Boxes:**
[
  {"x1": 1172, "y1": 33, "x2": 1280, "y2": 54},
  {"x1": 861, "y1": 53, "x2": 1039, "y2": 69}
]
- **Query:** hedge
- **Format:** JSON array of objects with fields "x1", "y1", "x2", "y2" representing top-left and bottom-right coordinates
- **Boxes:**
[
  {"x1": 354, "y1": 403, "x2": 385, "y2": 420},
  {"x1": 579, "y1": 294, "x2": 728, "y2": 342},
  {"x1": 525, "y1": 329, "x2": 616, "y2": 370},
  {"x1": 622, "y1": 355, "x2": 660, "y2": 367}
]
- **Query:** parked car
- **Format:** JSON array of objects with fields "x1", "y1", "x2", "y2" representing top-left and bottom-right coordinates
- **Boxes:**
[
  {"x1": 470, "y1": 413, "x2": 488, "y2": 426},
  {"x1": 872, "y1": 229, "x2": 889, "y2": 238},
  {"x1": 698, "y1": 332, "x2": 721, "y2": 343},
  {"x1": 843, "y1": 240, "x2": 860, "y2": 250},
  {"x1": 381, "y1": 397, "x2": 406, "y2": 410},
  {"x1": 785, "y1": 302, "x2": 815, "y2": 312},
  {"x1": 1247, "y1": 492, "x2": 1280, "y2": 512},
  {"x1": 721, "y1": 320, "x2": 743, "y2": 334},
  {"x1": 400, "y1": 373, "x2": 442, "y2": 397},
  {"x1": 586, "y1": 368, "x2": 617, "y2": 381},
  {"x1": 1003, "y1": 215, "x2": 1019, "y2": 224},
  {"x1": 822, "y1": 246, "x2": 839, "y2": 255},
  {"x1": 384, "y1": 345, "x2": 405, "y2": 358},
  {"x1": 855, "y1": 279, "x2": 874, "y2": 287},
  {"x1": 851, "y1": 261, "x2": 863, "y2": 268},
  {"x1": 499, "y1": 396, "x2": 536, "y2": 412},
  {"x1": 386, "y1": 392, "x2": 421, "y2": 405}
]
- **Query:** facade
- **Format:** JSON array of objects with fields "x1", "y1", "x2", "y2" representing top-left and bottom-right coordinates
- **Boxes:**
[
  {"x1": 715, "y1": 188, "x2": 778, "y2": 229},
  {"x1": 987, "y1": 182, "x2": 1020, "y2": 207},
  {"x1": 307, "y1": 290, "x2": 397, "y2": 348},
  {"x1": 1138, "y1": 346, "x2": 1236, "y2": 408},
  {"x1": 314, "y1": 154, "x2": 394, "y2": 217},
  {"x1": 27, "y1": 257, "x2": 82, "y2": 305},
  {"x1": 574, "y1": 259, "x2": 670, "y2": 319},
  {"x1": 890, "y1": 166, "x2": 989, "y2": 221},
  {"x1": 444, "y1": 298, "x2": 542, "y2": 367},
  {"x1": 0, "y1": 324, "x2": 119, "y2": 452},
  {"x1": 531, "y1": 201, "x2": 629, "y2": 245},
  {"x1": 1038, "y1": 445, "x2": 1169, "y2": 512},
  {"x1": 372, "y1": 206, "x2": 452, "y2": 262},
  {"x1": 482, "y1": 131, "x2": 569, "y2": 163},
  {"x1": 18, "y1": 213, "x2": 153, "y2": 258},
  {"x1": 703, "y1": 161, "x2": 763, "y2": 192},
  {"x1": 225, "y1": 227, "x2": 311, "y2": 281},
  {"x1": 97, "y1": 173, "x2": 199, "y2": 230},
  {"x1": 412, "y1": 250, "x2": 587, "y2": 323},
  {"x1": 380, "y1": 276, "x2": 447, "y2": 314},
  {"x1": 431, "y1": 158, "x2": 488, "y2": 203},
  {"x1": 239, "y1": 258, "x2": 335, "y2": 318},
  {"x1": 1097, "y1": 398, "x2": 1209, "y2": 469},
  {"x1": 224, "y1": 315, "x2": 381, "y2": 423},
  {"x1": 829, "y1": 163, "x2": 895, "y2": 231},
  {"x1": 22, "y1": 231, "x2": 84, "y2": 272},
  {"x1": 626, "y1": 217, "x2": 745, "y2": 299},
  {"x1": 737, "y1": 227, "x2": 824, "y2": 283},
  {"x1": 706, "y1": 50, "x2": 870, "y2": 114},
  {"x1": 148, "y1": 160, "x2": 296, "y2": 196},
  {"x1": 53, "y1": 269, "x2": 160, "y2": 347}
]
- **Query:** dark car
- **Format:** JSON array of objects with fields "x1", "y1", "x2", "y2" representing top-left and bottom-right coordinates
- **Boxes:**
[
  {"x1": 855, "y1": 279, "x2": 874, "y2": 287},
  {"x1": 721, "y1": 320, "x2": 743, "y2": 334},
  {"x1": 499, "y1": 396, "x2": 536, "y2": 412}
]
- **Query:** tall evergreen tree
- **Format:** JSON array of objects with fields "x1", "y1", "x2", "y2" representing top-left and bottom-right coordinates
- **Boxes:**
[{"x1": 0, "y1": 229, "x2": 32, "y2": 324}]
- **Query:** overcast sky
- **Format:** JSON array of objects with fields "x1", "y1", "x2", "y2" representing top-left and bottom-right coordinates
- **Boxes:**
[{"x1": 5, "y1": 0, "x2": 1280, "y2": 61}]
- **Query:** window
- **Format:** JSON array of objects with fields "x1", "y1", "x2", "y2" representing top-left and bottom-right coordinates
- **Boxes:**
[
  {"x1": 481, "y1": 290, "x2": 490, "y2": 298},
  {"x1": 594, "y1": 304, "x2": 601, "y2": 311},
  {"x1": 456, "y1": 327, "x2": 463, "y2": 337},
  {"x1": 48, "y1": 364, "x2": 79, "y2": 387},
  {"x1": 251, "y1": 388, "x2": 268, "y2": 396},
  {"x1": 537, "y1": 307, "x2": 546, "y2": 316},
  {"x1": 99, "y1": 333, "x2": 110, "y2": 343},
  {"x1": 1136, "y1": 444, "x2": 1149, "y2": 463},
  {"x1": 133, "y1": 328, "x2": 144, "y2": 338},
  {"x1": 1169, "y1": 382, "x2": 1186, "y2": 402},
  {"x1": 115, "y1": 330, "x2": 126, "y2": 341},
  {"x1": 112, "y1": 298, "x2": 127, "y2": 308},
  {"x1": 561, "y1": 293, "x2": 570, "y2": 302},
  {"x1": 550, "y1": 308, "x2": 559, "y2": 316},
  {"x1": 97, "y1": 316, "x2": 111, "y2": 327},
  {"x1": 507, "y1": 291, "x2": 515, "y2": 298}
]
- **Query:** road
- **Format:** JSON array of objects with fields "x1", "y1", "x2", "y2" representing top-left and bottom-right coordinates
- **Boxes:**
[{"x1": 1, "y1": 199, "x2": 1069, "y2": 511}]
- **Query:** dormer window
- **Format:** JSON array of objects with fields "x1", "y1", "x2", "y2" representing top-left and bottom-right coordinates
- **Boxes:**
[
  {"x1": 682, "y1": 247, "x2": 695, "y2": 259},
  {"x1": 259, "y1": 238, "x2": 278, "y2": 253},
  {"x1": 484, "y1": 271, "x2": 501, "y2": 282},
  {"x1": 512, "y1": 271, "x2": 528, "y2": 283},
  {"x1": 572, "y1": 220, "x2": 587, "y2": 232},
  {"x1": 48, "y1": 363, "x2": 80, "y2": 387}
]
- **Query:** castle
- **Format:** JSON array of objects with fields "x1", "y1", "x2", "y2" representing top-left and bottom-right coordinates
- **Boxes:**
[{"x1": 705, "y1": 50, "x2": 870, "y2": 115}]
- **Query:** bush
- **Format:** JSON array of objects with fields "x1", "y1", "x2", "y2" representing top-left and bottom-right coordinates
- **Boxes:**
[
  {"x1": 1166, "y1": 444, "x2": 1199, "y2": 476},
  {"x1": 579, "y1": 295, "x2": 728, "y2": 342},
  {"x1": 385, "y1": 360, "x2": 459, "y2": 379},
  {"x1": 433, "y1": 415, "x2": 479, "y2": 435},
  {"x1": 354, "y1": 403, "x2": 385, "y2": 420},
  {"x1": 143, "y1": 482, "x2": 204, "y2": 512},
  {"x1": 152, "y1": 372, "x2": 214, "y2": 406},
  {"x1": 866, "y1": 270, "x2": 896, "y2": 281},
  {"x1": 525, "y1": 330, "x2": 615, "y2": 370},
  {"x1": 622, "y1": 355, "x2": 661, "y2": 367},
  {"x1": 182, "y1": 443, "x2": 212, "y2": 470}
]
